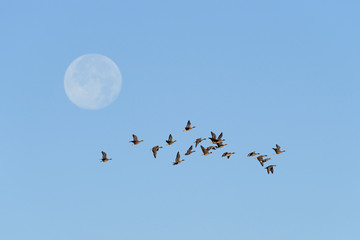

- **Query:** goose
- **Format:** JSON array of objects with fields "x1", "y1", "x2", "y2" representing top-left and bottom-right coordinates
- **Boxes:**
[
  {"x1": 130, "y1": 134, "x2": 144, "y2": 145},
  {"x1": 209, "y1": 131, "x2": 226, "y2": 144},
  {"x1": 101, "y1": 151, "x2": 112, "y2": 162},
  {"x1": 166, "y1": 134, "x2": 177, "y2": 145},
  {"x1": 206, "y1": 145, "x2": 217, "y2": 151},
  {"x1": 265, "y1": 165, "x2": 277, "y2": 174},
  {"x1": 255, "y1": 155, "x2": 268, "y2": 162},
  {"x1": 200, "y1": 145, "x2": 212, "y2": 156},
  {"x1": 173, "y1": 152, "x2": 184, "y2": 165},
  {"x1": 215, "y1": 141, "x2": 227, "y2": 149},
  {"x1": 184, "y1": 120, "x2": 196, "y2": 131},
  {"x1": 273, "y1": 144, "x2": 286, "y2": 155},
  {"x1": 222, "y1": 152, "x2": 235, "y2": 159},
  {"x1": 247, "y1": 151, "x2": 260, "y2": 157},
  {"x1": 151, "y1": 146, "x2": 163, "y2": 158},
  {"x1": 258, "y1": 157, "x2": 271, "y2": 166},
  {"x1": 185, "y1": 145, "x2": 195, "y2": 155},
  {"x1": 194, "y1": 138, "x2": 206, "y2": 148}
]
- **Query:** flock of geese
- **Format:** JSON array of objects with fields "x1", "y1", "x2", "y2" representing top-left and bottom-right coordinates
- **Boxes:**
[{"x1": 101, "y1": 120, "x2": 286, "y2": 174}]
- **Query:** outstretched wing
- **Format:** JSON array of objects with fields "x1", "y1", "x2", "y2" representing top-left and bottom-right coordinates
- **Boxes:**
[
  {"x1": 102, "y1": 151, "x2": 107, "y2": 159},
  {"x1": 210, "y1": 131, "x2": 217, "y2": 139},
  {"x1": 186, "y1": 120, "x2": 191, "y2": 128},
  {"x1": 132, "y1": 134, "x2": 138, "y2": 141},
  {"x1": 176, "y1": 151, "x2": 180, "y2": 162},
  {"x1": 217, "y1": 132, "x2": 223, "y2": 140},
  {"x1": 168, "y1": 134, "x2": 173, "y2": 141},
  {"x1": 247, "y1": 152, "x2": 254, "y2": 157},
  {"x1": 276, "y1": 144, "x2": 280, "y2": 150},
  {"x1": 201, "y1": 145, "x2": 207, "y2": 154},
  {"x1": 188, "y1": 145, "x2": 193, "y2": 151},
  {"x1": 152, "y1": 147, "x2": 157, "y2": 158}
]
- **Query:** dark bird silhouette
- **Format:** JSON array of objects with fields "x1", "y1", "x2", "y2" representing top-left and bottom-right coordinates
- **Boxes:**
[
  {"x1": 273, "y1": 144, "x2": 286, "y2": 155},
  {"x1": 173, "y1": 152, "x2": 184, "y2": 165},
  {"x1": 247, "y1": 151, "x2": 260, "y2": 157},
  {"x1": 206, "y1": 146, "x2": 217, "y2": 151},
  {"x1": 200, "y1": 145, "x2": 212, "y2": 156},
  {"x1": 222, "y1": 152, "x2": 235, "y2": 159},
  {"x1": 255, "y1": 155, "x2": 268, "y2": 162},
  {"x1": 184, "y1": 120, "x2": 196, "y2": 131},
  {"x1": 101, "y1": 151, "x2": 112, "y2": 162},
  {"x1": 209, "y1": 131, "x2": 225, "y2": 144},
  {"x1": 185, "y1": 145, "x2": 195, "y2": 155},
  {"x1": 265, "y1": 165, "x2": 277, "y2": 174},
  {"x1": 215, "y1": 141, "x2": 227, "y2": 149},
  {"x1": 258, "y1": 157, "x2": 271, "y2": 166},
  {"x1": 194, "y1": 138, "x2": 206, "y2": 148},
  {"x1": 166, "y1": 134, "x2": 177, "y2": 145},
  {"x1": 151, "y1": 146, "x2": 163, "y2": 158},
  {"x1": 130, "y1": 134, "x2": 143, "y2": 145}
]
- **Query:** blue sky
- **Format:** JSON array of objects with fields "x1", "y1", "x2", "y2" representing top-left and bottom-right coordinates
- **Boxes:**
[{"x1": 1, "y1": 1, "x2": 360, "y2": 239}]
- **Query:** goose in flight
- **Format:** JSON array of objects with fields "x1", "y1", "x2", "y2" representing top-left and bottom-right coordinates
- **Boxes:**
[
  {"x1": 209, "y1": 131, "x2": 225, "y2": 144},
  {"x1": 273, "y1": 144, "x2": 286, "y2": 155},
  {"x1": 265, "y1": 165, "x2": 277, "y2": 174},
  {"x1": 255, "y1": 155, "x2": 268, "y2": 162},
  {"x1": 173, "y1": 152, "x2": 184, "y2": 165},
  {"x1": 101, "y1": 151, "x2": 112, "y2": 162},
  {"x1": 130, "y1": 134, "x2": 144, "y2": 145},
  {"x1": 222, "y1": 152, "x2": 235, "y2": 159},
  {"x1": 194, "y1": 138, "x2": 206, "y2": 148},
  {"x1": 258, "y1": 157, "x2": 271, "y2": 166},
  {"x1": 206, "y1": 146, "x2": 217, "y2": 151},
  {"x1": 185, "y1": 145, "x2": 195, "y2": 155},
  {"x1": 151, "y1": 146, "x2": 163, "y2": 158},
  {"x1": 166, "y1": 134, "x2": 177, "y2": 145},
  {"x1": 200, "y1": 145, "x2": 212, "y2": 156},
  {"x1": 247, "y1": 151, "x2": 260, "y2": 157},
  {"x1": 215, "y1": 141, "x2": 227, "y2": 149},
  {"x1": 184, "y1": 120, "x2": 196, "y2": 131}
]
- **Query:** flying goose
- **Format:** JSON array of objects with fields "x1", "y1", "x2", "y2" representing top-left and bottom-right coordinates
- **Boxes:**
[
  {"x1": 151, "y1": 146, "x2": 163, "y2": 158},
  {"x1": 194, "y1": 138, "x2": 206, "y2": 148},
  {"x1": 184, "y1": 120, "x2": 196, "y2": 131},
  {"x1": 185, "y1": 145, "x2": 195, "y2": 155},
  {"x1": 222, "y1": 152, "x2": 235, "y2": 159},
  {"x1": 255, "y1": 155, "x2": 268, "y2": 162},
  {"x1": 200, "y1": 145, "x2": 212, "y2": 156},
  {"x1": 265, "y1": 165, "x2": 277, "y2": 174},
  {"x1": 215, "y1": 141, "x2": 227, "y2": 149},
  {"x1": 101, "y1": 151, "x2": 112, "y2": 162},
  {"x1": 206, "y1": 146, "x2": 217, "y2": 151},
  {"x1": 166, "y1": 134, "x2": 177, "y2": 145},
  {"x1": 173, "y1": 152, "x2": 184, "y2": 165},
  {"x1": 247, "y1": 151, "x2": 260, "y2": 157},
  {"x1": 209, "y1": 131, "x2": 225, "y2": 144},
  {"x1": 130, "y1": 134, "x2": 144, "y2": 145},
  {"x1": 258, "y1": 157, "x2": 271, "y2": 166},
  {"x1": 273, "y1": 144, "x2": 286, "y2": 155}
]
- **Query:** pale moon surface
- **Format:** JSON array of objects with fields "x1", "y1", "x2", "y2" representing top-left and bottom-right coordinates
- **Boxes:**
[{"x1": 64, "y1": 54, "x2": 122, "y2": 110}]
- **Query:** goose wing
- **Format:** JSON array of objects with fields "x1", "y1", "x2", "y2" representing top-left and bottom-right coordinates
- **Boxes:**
[
  {"x1": 151, "y1": 147, "x2": 158, "y2": 158},
  {"x1": 200, "y1": 145, "x2": 207, "y2": 154},
  {"x1": 276, "y1": 144, "x2": 281, "y2": 150},
  {"x1": 186, "y1": 120, "x2": 191, "y2": 128},
  {"x1": 217, "y1": 132, "x2": 223, "y2": 140},
  {"x1": 102, "y1": 151, "x2": 107, "y2": 159},
  {"x1": 132, "y1": 134, "x2": 138, "y2": 141},
  {"x1": 175, "y1": 152, "x2": 180, "y2": 162},
  {"x1": 210, "y1": 131, "x2": 217, "y2": 139},
  {"x1": 168, "y1": 134, "x2": 173, "y2": 141}
]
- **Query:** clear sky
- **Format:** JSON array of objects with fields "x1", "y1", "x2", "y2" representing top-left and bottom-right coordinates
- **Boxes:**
[{"x1": 1, "y1": 1, "x2": 359, "y2": 239}]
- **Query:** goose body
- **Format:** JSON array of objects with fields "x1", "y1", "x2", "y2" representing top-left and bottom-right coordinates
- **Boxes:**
[
  {"x1": 101, "y1": 151, "x2": 112, "y2": 162},
  {"x1": 166, "y1": 134, "x2": 177, "y2": 145},
  {"x1": 184, "y1": 120, "x2": 196, "y2": 131},
  {"x1": 185, "y1": 145, "x2": 195, "y2": 155},
  {"x1": 173, "y1": 152, "x2": 184, "y2": 165},
  {"x1": 265, "y1": 165, "x2": 277, "y2": 174},
  {"x1": 130, "y1": 134, "x2": 144, "y2": 145},
  {"x1": 222, "y1": 152, "x2": 235, "y2": 159},
  {"x1": 200, "y1": 145, "x2": 212, "y2": 156},
  {"x1": 151, "y1": 146, "x2": 163, "y2": 158},
  {"x1": 194, "y1": 138, "x2": 206, "y2": 148},
  {"x1": 247, "y1": 151, "x2": 260, "y2": 157},
  {"x1": 273, "y1": 144, "x2": 286, "y2": 155}
]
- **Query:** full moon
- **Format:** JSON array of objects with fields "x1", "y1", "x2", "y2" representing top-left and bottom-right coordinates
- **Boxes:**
[{"x1": 64, "y1": 54, "x2": 122, "y2": 110}]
